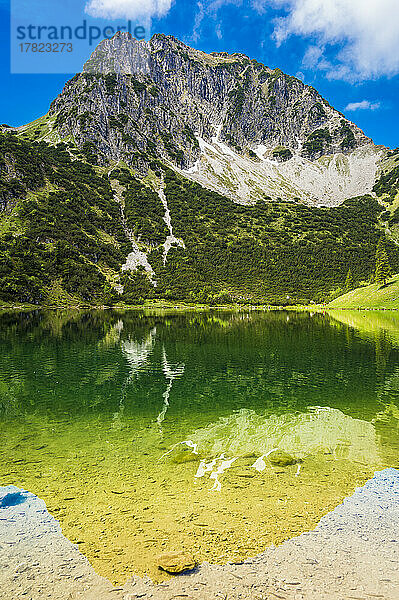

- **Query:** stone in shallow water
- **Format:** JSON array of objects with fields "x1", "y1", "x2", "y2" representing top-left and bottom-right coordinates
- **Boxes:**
[
  {"x1": 235, "y1": 469, "x2": 256, "y2": 478},
  {"x1": 268, "y1": 450, "x2": 298, "y2": 467},
  {"x1": 170, "y1": 447, "x2": 199, "y2": 464},
  {"x1": 157, "y1": 551, "x2": 196, "y2": 574}
]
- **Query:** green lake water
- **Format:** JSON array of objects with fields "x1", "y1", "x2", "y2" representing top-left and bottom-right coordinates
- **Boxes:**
[{"x1": 1, "y1": 309, "x2": 399, "y2": 583}]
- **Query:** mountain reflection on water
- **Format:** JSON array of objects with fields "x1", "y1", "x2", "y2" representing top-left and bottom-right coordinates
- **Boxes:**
[
  {"x1": 0, "y1": 308, "x2": 399, "y2": 582},
  {"x1": 188, "y1": 406, "x2": 379, "y2": 463}
]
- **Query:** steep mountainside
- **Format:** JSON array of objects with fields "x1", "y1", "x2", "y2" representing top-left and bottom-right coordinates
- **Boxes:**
[
  {"x1": 1, "y1": 34, "x2": 398, "y2": 306},
  {"x1": 23, "y1": 33, "x2": 381, "y2": 206},
  {"x1": 0, "y1": 134, "x2": 131, "y2": 304},
  {"x1": 1, "y1": 131, "x2": 398, "y2": 306}
]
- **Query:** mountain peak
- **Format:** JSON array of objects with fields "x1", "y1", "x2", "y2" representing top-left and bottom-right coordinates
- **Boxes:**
[
  {"x1": 49, "y1": 32, "x2": 381, "y2": 206},
  {"x1": 83, "y1": 31, "x2": 252, "y2": 75}
]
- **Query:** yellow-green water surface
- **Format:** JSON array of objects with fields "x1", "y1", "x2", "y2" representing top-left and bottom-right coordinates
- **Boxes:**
[{"x1": 1, "y1": 309, "x2": 399, "y2": 584}]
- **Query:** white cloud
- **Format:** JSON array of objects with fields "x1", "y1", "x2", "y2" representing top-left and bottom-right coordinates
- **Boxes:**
[
  {"x1": 265, "y1": 0, "x2": 399, "y2": 81},
  {"x1": 302, "y1": 45, "x2": 330, "y2": 71},
  {"x1": 345, "y1": 100, "x2": 381, "y2": 112},
  {"x1": 190, "y1": 0, "x2": 242, "y2": 42},
  {"x1": 85, "y1": 0, "x2": 173, "y2": 20},
  {"x1": 192, "y1": 1, "x2": 205, "y2": 42}
]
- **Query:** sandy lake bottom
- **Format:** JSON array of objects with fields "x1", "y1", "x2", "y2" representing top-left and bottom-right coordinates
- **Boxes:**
[{"x1": 1, "y1": 309, "x2": 399, "y2": 584}]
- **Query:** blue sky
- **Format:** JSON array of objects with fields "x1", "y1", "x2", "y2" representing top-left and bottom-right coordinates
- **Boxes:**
[{"x1": 1, "y1": 0, "x2": 398, "y2": 148}]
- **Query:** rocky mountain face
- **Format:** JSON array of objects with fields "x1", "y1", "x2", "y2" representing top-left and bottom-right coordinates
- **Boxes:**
[
  {"x1": 2, "y1": 34, "x2": 398, "y2": 307},
  {"x1": 44, "y1": 32, "x2": 381, "y2": 206}
]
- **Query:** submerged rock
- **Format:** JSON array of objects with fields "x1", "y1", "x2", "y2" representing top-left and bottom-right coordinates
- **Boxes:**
[
  {"x1": 234, "y1": 454, "x2": 261, "y2": 468},
  {"x1": 268, "y1": 450, "x2": 298, "y2": 467},
  {"x1": 157, "y1": 551, "x2": 196, "y2": 574},
  {"x1": 234, "y1": 469, "x2": 256, "y2": 478},
  {"x1": 170, "y1": 447, "x2": 199, "y2": 464}
]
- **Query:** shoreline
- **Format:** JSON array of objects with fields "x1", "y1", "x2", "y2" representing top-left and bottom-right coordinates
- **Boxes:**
[
  {"x1": 1, "y1": 300, "x2": 399, "y2": 312},
  {"x1": 1, "y1": 469, "x2": 399, "y2": 600}
]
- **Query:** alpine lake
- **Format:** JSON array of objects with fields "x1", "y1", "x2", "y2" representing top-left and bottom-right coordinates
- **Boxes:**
[{"x1": 1, "y1": 308, "x2": 399, "y2": 584}]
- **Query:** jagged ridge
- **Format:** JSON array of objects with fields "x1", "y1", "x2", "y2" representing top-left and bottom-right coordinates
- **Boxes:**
[{"x1": 40, "y1": 32, "x2": 382, "y2": 206}]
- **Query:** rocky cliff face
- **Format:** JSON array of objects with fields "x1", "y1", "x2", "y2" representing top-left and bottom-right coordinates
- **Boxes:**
[{"x1": 44, "y1": 32, "x2": 382, "y2": 206}]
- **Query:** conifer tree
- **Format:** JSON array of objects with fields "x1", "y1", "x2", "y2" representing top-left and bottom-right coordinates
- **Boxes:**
[
  {"x1": 344, "y1": 268, "x2": 354, "y2": 293},
  {"x1": 375, "y1": 239, "x2": 392, "y2": 287}
]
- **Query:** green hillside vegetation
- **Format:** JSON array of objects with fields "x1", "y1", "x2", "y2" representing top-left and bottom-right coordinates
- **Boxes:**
[
  {"x1": 328, "y1": 274, "x2": 399, "y2": 309},
  {"x1": 162, "y1": 169, "x2": 386, "y2": 303},
  {"x1": 373, "y1": 148, "x2": 399, "y2": 203},
  {"x1": 1, "y1": 131, "x2": 399, "y2": 306},
  {"x1": 0, "y1": 133, "x2": 131, "y2": 304}
]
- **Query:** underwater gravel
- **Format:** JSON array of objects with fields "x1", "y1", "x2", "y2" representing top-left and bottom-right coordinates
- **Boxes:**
[{"x1": 0, "y1": 468, "x2": 398, "y2": 600}]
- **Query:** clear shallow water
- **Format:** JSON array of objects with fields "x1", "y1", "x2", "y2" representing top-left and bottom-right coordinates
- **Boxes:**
[{"x1": 1, "y1": 309, "x2": 399, "y2": 583}]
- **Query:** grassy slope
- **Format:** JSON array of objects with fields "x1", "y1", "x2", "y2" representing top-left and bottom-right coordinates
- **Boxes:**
[{"x1": 328, "y1": 273, "x2": 399, "y2": 309}]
